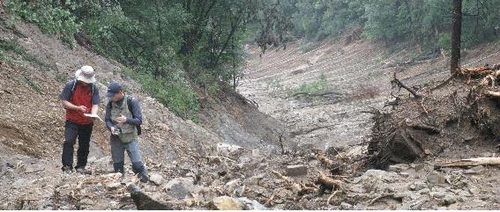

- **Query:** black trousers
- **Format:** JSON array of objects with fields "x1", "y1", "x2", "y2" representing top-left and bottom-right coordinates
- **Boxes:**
[{"x1": 61, "y1": 120, "x2": 93, "y2": 170}]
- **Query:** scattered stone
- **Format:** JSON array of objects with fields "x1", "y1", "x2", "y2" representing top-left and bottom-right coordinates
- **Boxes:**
[
  {"x1": 427, "y1": 172, "x2": 446, "y2": 185},
  {"x1": 285, "y1": 164, "x2": 308, "y2": 176},
  {"x1": 237, "y1": 197, "x2": 267, "y2": 210},
  {"x1": 210, "y1": 196, "x2": 244, "y2": 210},
  {"x1": 12, "y1": 179, "x2": 30, "y2": 189},
  {"x1": 399, "y1": 172, "x2": 410, "y2": 177},
  {"x1": 106, "y1": 182, "x2": 122, "y2": 190},
  {"x1": 149, "y1": 173, "x2": 164, "y2": 185},
  {"x1": 164, "y1": 177, "x2": 195, "y2": 199},
  {"x1": 442, "y1": 194, "x2": 457, "y2": 206},
  {"x1": 388, "y1": 164, "x2": 410, "y2": 172},
  {"x1": 340, "y1": 202, "x2": 353, "y2": 209},
  {"x1": 430, "y1": 191, "x2": 446, "y2": 198},
  {"x1": 409, "y1": 182, "x2": 427, "y2": 191},
  {"x1": 79, "y1": 198, "x2": 94, "y2": 206},
  {"x1": 128, "y1": 183, "x2": 172, "y2": 210}
]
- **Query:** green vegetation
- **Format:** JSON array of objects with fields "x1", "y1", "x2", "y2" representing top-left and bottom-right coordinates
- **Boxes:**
[
  {"x1": 6, "y1": 0, "x2": 81, "y2": 48},
  {"x1": 291, "y1": 0, "x2": 500, "y2": 54},
  {"x1": 4, "y1": 0, "x2": 500, "y2": 120},
  {"x1": 123, "y1": 68, "x2": 199, "y2": 122},
  {"x1": 288, "y1": 72, "x2": 329, "y2": 97}
]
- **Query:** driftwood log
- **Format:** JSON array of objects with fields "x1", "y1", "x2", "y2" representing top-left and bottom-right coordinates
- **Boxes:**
[{"x1": 435, "y1": 157, "x2": 500, "y2": 169}]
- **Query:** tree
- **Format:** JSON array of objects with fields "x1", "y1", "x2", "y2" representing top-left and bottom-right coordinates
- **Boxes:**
[{"x1": 450, "y1": 0, "x2": 462, "y2": 74}]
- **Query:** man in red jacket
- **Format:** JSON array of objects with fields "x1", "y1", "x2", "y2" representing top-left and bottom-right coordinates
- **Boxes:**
[{"x1": 59, "y1": 65, "x2": 101, "y2": 174}]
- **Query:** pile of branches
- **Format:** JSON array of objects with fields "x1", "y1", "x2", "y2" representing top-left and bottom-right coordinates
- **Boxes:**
[{"x1": 367, "y1": 63, "x2": 500, "y2": 169}]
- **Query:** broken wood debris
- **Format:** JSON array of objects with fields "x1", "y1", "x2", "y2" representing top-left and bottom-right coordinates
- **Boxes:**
[
  {"x1": 391, "y1": 72, "x2": 421, "y2": 98},
  {"x1": 435, "y1": 157, "x2": 500, "y2": 169}
]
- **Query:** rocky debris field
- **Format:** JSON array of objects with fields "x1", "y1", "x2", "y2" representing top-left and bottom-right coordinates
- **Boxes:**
[{"x1": 2, "y1": 139, "x2": 500, "y2": 210}]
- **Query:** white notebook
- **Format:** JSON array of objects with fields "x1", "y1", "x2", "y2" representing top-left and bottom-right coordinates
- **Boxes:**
[{"x1": 84, "y1": 113, "x2": 103, "y2": 122}]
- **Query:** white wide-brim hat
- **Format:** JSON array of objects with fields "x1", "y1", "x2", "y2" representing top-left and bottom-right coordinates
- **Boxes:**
[{"x1": 75, "y1": 65, "x2": 96, "y2": 84}]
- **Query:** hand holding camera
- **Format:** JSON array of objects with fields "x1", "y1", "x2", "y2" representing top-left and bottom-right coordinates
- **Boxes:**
[{"x1": 111, "y1": 126, "x2": 121, "y2": 135}]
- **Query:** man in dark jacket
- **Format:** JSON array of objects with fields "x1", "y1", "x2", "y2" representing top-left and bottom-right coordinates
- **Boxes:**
[{"x1": 105, "y1": 82, "x2": 149, "y2": 182}]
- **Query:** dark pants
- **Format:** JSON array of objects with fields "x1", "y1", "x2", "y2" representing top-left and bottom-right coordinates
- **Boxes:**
[{"x1": 61, "y1": 120, "x2": 93, "y2": 170}]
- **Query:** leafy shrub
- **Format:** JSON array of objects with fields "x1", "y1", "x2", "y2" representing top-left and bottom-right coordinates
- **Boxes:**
[
  {"x1": 123, "y1": 68, "x2": 199, "y2": 122},
  {"x1": 6, "y1": 0, "x2": 81, "y2": 48},
  {"x1": 288, "y1": 72, "x2": 329, "y2": 97}
]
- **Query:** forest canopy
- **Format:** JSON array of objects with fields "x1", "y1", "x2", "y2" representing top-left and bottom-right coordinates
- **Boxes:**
[{"x1": 6, "y1": 0, "x2": 500, "y2": 120}]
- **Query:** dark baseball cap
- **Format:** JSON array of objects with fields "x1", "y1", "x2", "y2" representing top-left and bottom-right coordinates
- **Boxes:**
[{"x1": 106, "y1": 82, "x2": 122, "y2": 98}]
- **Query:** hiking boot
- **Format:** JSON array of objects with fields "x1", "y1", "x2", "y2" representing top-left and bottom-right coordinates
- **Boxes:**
[
  {"x1": 139, "y1": 172, "x2": 149, "y2": 183},
  {"x1": 62, "y1": 166, "x2": 73, "y2": 174},
  {"x1": 76, "y1": 167, "x2": 86, "y2": 174}
]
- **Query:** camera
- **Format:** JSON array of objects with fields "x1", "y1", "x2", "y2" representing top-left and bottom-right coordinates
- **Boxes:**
[{"x1": 112, "y1": 127, "x2": 121, "y2": 135}]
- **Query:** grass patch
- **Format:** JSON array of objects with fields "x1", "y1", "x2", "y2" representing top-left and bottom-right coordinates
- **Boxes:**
[
  {"x1": 122, "y1": 68, "x2": 200, "y2": 122},
  {"x1": 288, "y1": 72, "x2": 329, "y2": 97}
]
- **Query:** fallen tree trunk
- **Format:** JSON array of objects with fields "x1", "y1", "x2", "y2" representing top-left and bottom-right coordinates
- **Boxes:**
[{"x1": 435, "y1": 157, "x2": 500, "y2": 169}]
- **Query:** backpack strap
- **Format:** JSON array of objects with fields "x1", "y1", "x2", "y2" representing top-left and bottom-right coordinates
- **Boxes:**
[
  {"x1": 71, "y1": 79, "x2": 95, "y2": 96},
  {"x1": 126, "y1": 95, "x2": 142, "y2": 135}
]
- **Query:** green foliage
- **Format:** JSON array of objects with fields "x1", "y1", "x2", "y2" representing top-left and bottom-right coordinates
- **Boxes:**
[
  {"x1": 438, "y1": 34, "x2": 451, "y2": 53},
  {"x1": 6, "y1": 0, "x2": 81, "y2": 48},
  {"x1": 288, "y1": 72, "x2": 329, "y2": 97},
  {"x1": 461, "y1": 0, "x2": 500, "y2": 48},
  {"x1": 290, "y1": 0, "x2": 500, "y2": 55},
  {"x1": 123, "y1": 68, "x2": 199, "y2": 121}
]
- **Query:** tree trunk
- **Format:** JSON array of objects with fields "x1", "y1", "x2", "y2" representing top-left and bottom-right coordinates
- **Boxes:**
[{"x1": 450, "y1": 0, "x2": 462, "y2": 74}]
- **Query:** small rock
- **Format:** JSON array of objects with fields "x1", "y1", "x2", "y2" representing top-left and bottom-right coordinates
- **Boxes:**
[
  {"x1": 388, "y1": 164, "x2": 410, "y2": 172},
  {"x1": 464, "y1": 165, "x2": 484, "y2": 174},
  {"x1": 79, "y1": 198, "x2": 94, "y2": 205},
  {"x1": 427, "y1": 172, "x2": 446, "y2": 185},
  {"x1": 106, "y1": 182, "x2": 122, "y2": 190},
  {"x1": 149, "y1": 173, "x2": 164, "y2": 185},
  {"x1": 340, "y1": 202, "x2": 353, "y2": 209},
  {"x1": 442, "y1": 195, "x2": 457, "y2": 206},
  {"x1": 95, "y1": 183, "x2": 104, "y2": 192},
  {"x1": 285, "y1": 165, "x2": 308, "y2": 176},
  {"x1": 430, "y1": 191, "x2": 446, "y2": 198},
  {"x1": 164, "y1": 177, "x2": 195, "y2": 199},
  {"x1": 491, "y1": 196, "x2": 500, "y2": 203},
  {"x1": 237, "y1": 197, "x2": 267, "y2": 210},
  {"x1": 410, "y1": 182, "x2": 427, "y2": 191},
  {"x1": 419, "y1": 188, "x2": 430, "y2": 195},
  {"x1": 210, "y1": 196, "x2": 244, "y2": 210},
  {"x1": 12, "y1": 179, "x2": 29, "y2": 189},
  {"x1": 411, "y1": 163, "x2": 425, "y2": 172}
]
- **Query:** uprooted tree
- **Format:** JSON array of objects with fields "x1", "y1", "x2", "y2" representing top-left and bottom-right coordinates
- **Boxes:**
[{"x1": 367, "y1": 64, "x2": 500, "y2": 169}]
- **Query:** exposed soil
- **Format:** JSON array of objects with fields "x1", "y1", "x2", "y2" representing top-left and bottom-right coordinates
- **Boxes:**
[{"x1": 2, "y1": 2, "x2": 500, "y2": 210}]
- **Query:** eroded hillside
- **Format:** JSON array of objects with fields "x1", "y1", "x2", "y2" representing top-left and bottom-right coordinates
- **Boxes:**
[{"x1": 2, "y1": 2, "x2": 500, "y2": 210}]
